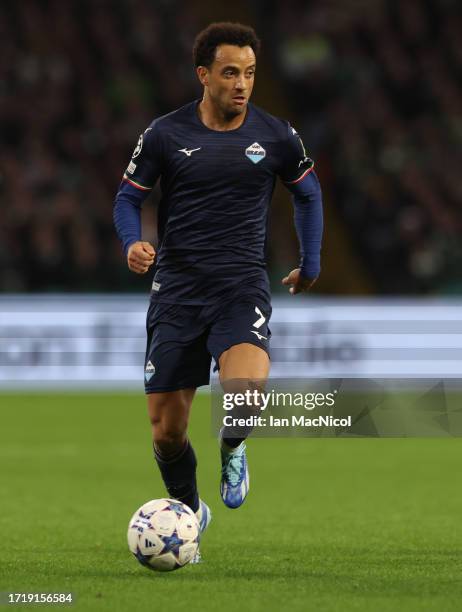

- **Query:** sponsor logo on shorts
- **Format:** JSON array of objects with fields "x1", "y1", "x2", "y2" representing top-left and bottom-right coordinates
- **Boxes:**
[
  {"x1": 127, "y1": 161, "x2": 137, "y2": 174},
  {"x1": 145, "y1": 360, "x2": 155, "y2": 382},
  {"x1": 250, "y1": 330, "x2": 267, "y2": 341},
  {"x1": 245, "y1": 142, "x2": 266, "y2": 164},
  {"x1": 152, "y1": 281, "x2": 161, "y2": 291}
]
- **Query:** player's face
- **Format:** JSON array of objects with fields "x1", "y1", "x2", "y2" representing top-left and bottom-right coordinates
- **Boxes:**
[{"x1": 202, "y1": 44, "x2": 256, "y2": 117}]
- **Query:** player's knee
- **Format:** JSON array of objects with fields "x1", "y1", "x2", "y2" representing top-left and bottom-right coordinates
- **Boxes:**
[
  {"x1": 147, "y1": 392, "x2": 191, "y2": 450},
  {"x1": 150, "y1": 412, "x2": 188, "y2": 449},
  {"x1": 153, "y1": 423, "x2": 186, "y2": 445},
  {"x1": 221, "y1": 378, "x2": 266, "y2": 403},
  {"x1": 153, "y1": 426, "x2": 187, "y2": 456}
]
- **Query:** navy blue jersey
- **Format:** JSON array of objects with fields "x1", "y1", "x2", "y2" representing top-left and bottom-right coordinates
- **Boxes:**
[{"x1": 120, "y1": 100, "x2": 314, "y2": 304}]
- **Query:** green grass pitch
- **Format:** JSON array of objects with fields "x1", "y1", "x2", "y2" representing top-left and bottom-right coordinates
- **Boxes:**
[{"x1": 1, "y1": 392, "x2": 462, "y2": 612}]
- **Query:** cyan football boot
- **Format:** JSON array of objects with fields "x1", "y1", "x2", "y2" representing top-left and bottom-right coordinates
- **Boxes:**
[{"x1": 220, "y1": 440, "x2": 250, "y2": 509}]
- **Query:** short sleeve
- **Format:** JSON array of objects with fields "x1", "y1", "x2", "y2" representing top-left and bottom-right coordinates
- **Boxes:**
[
  {"x1": 122, "y1": 123, "x2": 163, "y2": 191},
  {"x1": 278, "y1": 124, "x2": 315, "y2": 184}
]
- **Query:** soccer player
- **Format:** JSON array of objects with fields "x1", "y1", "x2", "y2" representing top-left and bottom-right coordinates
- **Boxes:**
[{"x1": 114, "y1": 22, "x2": 323, "y2": 557}]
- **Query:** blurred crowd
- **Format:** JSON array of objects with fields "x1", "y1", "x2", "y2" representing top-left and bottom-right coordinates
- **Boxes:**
[
  {"x1": 1, "y1": 0, "x2": 461, "y2": 293},
  {"x1": 255, "y1": 0, "x2": 462, "y2": 293},
  {"x1": 1, "y1": 0, "x2": 201, "y2": 292}
]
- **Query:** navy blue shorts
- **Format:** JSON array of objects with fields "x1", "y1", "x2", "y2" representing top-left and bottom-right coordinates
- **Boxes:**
[{"x1": 144, "y1": 294, "x2": 272, "y2": 393}]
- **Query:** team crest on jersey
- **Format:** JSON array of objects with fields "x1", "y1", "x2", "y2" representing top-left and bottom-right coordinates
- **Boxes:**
[
  {"x1": 145, "y1": 360, "x2": 155, "y2": 382},
  {"x1": 245, "y1": 142, "x2": 266, "y2": 164}
]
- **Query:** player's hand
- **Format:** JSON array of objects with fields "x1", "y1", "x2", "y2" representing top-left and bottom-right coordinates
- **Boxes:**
[
  {"x1": 282, "y1": 268, "x2": 317, "y2": 295},
  {"x1": 127, "y1": 241, "x2": 156, "y2": 274}
]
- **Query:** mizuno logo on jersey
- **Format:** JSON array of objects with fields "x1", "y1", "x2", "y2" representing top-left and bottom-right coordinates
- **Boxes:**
[
  {"x1": 178, "y1": 147, "x2": 201, "y2": 156},
  {"x1": 245, "y1": 142, "x2": 266, "y2": 164}
]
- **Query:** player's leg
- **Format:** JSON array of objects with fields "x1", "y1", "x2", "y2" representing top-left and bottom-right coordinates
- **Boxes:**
[
  {"x1": 218, "y1": 343, "x2": 269, "y2": 508},
  {"x1": 208, "y1": 298, "x2": 272, "y2": 509},
  {"x1": 219, "y1": 342, "x2": 270, "y2": 446},
  {"x1": 144, "y1": 300, "x2": 212, "y2": 537},
  {"x1": 147, "y1": 389, "x2": 211, "y2": 563},
  {"x1": 147, "y1": 389, "x2": 199, "y2": 512},
  {"x1": 219, "y1": 342, "x2": 270, "y2": 379}
]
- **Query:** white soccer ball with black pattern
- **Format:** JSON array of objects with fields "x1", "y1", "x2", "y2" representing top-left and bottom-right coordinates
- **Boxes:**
[{"x1": 127, "y1": 498, "x2": 200, "y2": 571}]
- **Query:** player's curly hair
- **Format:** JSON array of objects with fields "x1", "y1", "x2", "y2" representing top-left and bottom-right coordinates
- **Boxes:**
[{"x1": 193, "y1": 22, "x2": 260, "y2": 68}]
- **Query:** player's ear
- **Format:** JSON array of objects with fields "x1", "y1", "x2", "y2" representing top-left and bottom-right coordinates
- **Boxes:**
[{"x1": 196, "y1": 66, "x2": 209, "y2": 87}]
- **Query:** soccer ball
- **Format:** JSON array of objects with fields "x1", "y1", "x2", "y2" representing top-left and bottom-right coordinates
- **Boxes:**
[{"x1": 127, "y1": 498, "x2": 200, "y2": 571}]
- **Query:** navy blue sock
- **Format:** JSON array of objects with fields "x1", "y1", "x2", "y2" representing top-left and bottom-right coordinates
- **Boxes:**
[
  {"x1": 222, "y1": 436, "x2": 245, "y2": 449},
  {"x1": 154, "y1": 440, "x2": 199, "y2": 513}
]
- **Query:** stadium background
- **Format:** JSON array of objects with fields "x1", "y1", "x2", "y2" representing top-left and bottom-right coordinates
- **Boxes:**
[
  {"x1": 2, "y1": 0, "x2": 461, "y2": 295},
  {"x1": 2, "y1": 2, "x2": 462, "y2": 611}
]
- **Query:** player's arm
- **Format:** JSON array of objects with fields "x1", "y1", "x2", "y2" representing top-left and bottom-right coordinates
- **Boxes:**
[
  {"x1": 283, "y1": 170, "x2": 323, "y2": 294},
  {"x1": 278, "y1": 125, "x2": 323, "y2": 294},
  {"x1": 114, "y1": 182, "x2": 155, "y2": 274},
  {"x1": 113, "y1": 126, "x2": 161, "y2": 274}
]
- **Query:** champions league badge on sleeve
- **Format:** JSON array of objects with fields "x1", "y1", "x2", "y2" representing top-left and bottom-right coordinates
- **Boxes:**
[
  {"x1": 132, "y1": 127, "x2": 152, "y2": 159},
  {"x1": 245, "y1": 142, "x2": 266, "y2": 164},
  {"x1": 132, "y1": 134, "x2": 144, "y2": 158}
]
